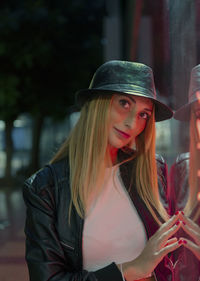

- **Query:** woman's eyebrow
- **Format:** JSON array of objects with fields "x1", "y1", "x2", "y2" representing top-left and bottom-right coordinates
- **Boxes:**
[
  {"x1": 123, "y1": 95, "x2": 136, "y2": 104},
  {"x1": 122, "y1": 94, "x2": 152, "y2": 112},
  {"x1": 144, "y1": 108, "x2": 152, "y2": 113}
]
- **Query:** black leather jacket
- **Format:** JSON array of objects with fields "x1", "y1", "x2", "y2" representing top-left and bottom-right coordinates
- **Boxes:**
[
  {"x1": 23, "y1": 154, "x2": 172, "y2": 281},
  {"x1": 169, "y1": 153, "x2": 200, "y2": 281},
  {"x1": 169, "y1": 152, "x2": 190, "y2": 215}
]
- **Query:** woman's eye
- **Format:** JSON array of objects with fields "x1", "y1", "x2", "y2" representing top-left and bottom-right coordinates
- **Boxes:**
[
  {"x1": 139, "y1": 112, "x2": 150, "y2": 120},
  {"x1": 119, "y1": 99, "x2": 130, "y2": 109}
]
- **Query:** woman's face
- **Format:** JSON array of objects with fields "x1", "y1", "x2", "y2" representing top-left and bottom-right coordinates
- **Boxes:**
[
  {"x1": 194, "y1": 101, "x2": 200, "y2": 119},
  {"x1": 194, "y1": 102, "x2": 200, "y2": 142},
  {"x1": 108, "y1": 94, "x2": 153, "y2": 150}
]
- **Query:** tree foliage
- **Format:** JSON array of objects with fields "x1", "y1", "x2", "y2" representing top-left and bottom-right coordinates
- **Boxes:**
[
  {"x1": 0, "y1": 0, "x2": 104, "y2": 180},
  {"x1": 0, "y1": 0, "x2": 104, "y2": 121}
]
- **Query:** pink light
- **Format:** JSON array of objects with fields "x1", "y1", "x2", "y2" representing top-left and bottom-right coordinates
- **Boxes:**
[
  {"x1": 196, "y1": 91, "x2": 200, "y2": 103},
  {"x1": 195, "y1": 92, "x2": 200, "y2": 203},
  {"x1": 196, "y1": 119, "x2": 200, "y2": 149}
]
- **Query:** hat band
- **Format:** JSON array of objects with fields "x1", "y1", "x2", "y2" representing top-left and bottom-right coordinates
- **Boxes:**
[{"x1": 90, "y1": 83, "x2": 156, "y2": 99}]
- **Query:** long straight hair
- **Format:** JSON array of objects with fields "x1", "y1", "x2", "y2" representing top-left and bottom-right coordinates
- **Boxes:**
[
  {"x1": 51, "y1": 95, "x2": 111, "y2": 219},
  {"x1": 184, "y1": 106, "x2": 200, "y2": 221},
  {"x1": 51, "y1": 95, "x2": 168, "y2": 224},
  {"x1": 134, "y1": 108, "x2": 169, "y2": 224}
]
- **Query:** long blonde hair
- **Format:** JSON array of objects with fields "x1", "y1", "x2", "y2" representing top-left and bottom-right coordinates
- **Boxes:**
[
  {"x1": 184, "y1": 105, "x2": 200, "y2": 221},
  {"x1": 51, "y1": 94, "x2": 168, "y2": 224},
  {"x1": 134, "y1": 107, "x2": 169, "y2": 224}
]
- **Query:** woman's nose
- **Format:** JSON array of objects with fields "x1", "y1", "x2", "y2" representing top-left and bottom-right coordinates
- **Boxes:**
[{"x1": 124, "y1": 112, "x2": 137, "y2": 129}]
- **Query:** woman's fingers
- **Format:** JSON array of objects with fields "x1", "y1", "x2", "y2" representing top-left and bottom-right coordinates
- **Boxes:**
[
  {"x1": 179, "y1": 237, "x2": 200, "y2": 260},
  {"x1": 179, "y1": 212, "x2": 200, "y2": 233},
  {"x1": 163, "y1": 212, "x2": 181, "y2": 228},
  {"x1": 178, "y1": 212, "x2": 200, "y2": 245},
  {"x1": 128, "y1": 216, "x2": 183, "y2": 279},
  {"x1": 159, "y1": 239, "x2": 182, "y2": 257},
  {"x1": 155, "y1": 212, "x2": 181, "y2": 238},
  {"x1": 164, "y1": 237, "x2": 178, "y2": 247},
  {"x1": 157, "y1": 220, "x2": 183, "y2": 248},
  {"x1": 181, "y1": 223, "x2": 200, "y2": 245}
]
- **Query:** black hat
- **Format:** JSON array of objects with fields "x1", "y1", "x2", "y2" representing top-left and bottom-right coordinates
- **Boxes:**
[
  {"x1": 76, "y1": 60, "x2": 173, "y2": 122},
  {"x1": 174, "y1": 64, "x2": 200, "y2": 121}
]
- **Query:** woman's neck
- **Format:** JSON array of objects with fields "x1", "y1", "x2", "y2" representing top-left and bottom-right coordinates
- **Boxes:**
[{"x1": 108, "y1": 145, "x2": 118, "y2": 165}]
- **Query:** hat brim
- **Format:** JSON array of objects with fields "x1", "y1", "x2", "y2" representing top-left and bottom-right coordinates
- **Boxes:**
[
  {"x1": 174, "y1": 100, "x2": 197, "y2": 121},
  {"x1": 76, "y1": 88, "x2": 173, "y2": 122}
]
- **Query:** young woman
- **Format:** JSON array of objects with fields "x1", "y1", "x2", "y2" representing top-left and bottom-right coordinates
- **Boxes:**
[
  {"x1": 23, "y1": 60, "x2": 184, "y2": 281},
  {"x1": 170, "y1": 64, "x2": 200, "y2": 280}
]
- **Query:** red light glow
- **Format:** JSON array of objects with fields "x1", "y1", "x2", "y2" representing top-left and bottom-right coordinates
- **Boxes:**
[
  {"x1": 196, "y1": 91, "x2": 200, "y2": 103},
  {"x1": 196, "y1": 119, "x2": 200, "y2": 149}
]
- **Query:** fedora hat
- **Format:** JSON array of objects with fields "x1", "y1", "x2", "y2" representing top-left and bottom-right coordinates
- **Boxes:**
[
  {"x1": 174, "y1": 64, "x2": 200, "y2": 121},
  {"x1": 76, "y1": 60, "x2": 173, "y2": 122}
]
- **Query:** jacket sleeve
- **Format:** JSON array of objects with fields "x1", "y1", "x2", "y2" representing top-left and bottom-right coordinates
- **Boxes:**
[
  {"x1": 156, "y1": 154, "x2": 169, "y2": 212},
  {"x1": 23, "y1": 167, "x2": 123, "y2": 281}
]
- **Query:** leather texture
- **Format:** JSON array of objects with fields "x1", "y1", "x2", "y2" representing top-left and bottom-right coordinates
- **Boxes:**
[
  {"x1": 76, "y1": 60, "x2": 173, "y2": 122},
  {"x1": 169, "y1": 153, "x2": 200, "y2": 281},
  {"x1": 169, "y1": 152, "x2": 190, "y2": 215},
  {"x1": 23, "y1": 153, "x2": 171, "y2": 281}
]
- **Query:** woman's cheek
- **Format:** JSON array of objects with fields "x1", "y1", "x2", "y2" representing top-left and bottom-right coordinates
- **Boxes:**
[
  {"x1": 137, "y1": 121, "x2": 147, "y2": 136},
  {"x1": 111, "y1": 111, "x2": 125, "y2": 123}
]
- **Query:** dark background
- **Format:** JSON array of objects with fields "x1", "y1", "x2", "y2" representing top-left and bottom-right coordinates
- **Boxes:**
[
  {"x1": 0, "y1": 1, "x2": 199, "y2": 279},
  {"x1": 0, "y1": 0, "x2": 198, "y2": 186}
]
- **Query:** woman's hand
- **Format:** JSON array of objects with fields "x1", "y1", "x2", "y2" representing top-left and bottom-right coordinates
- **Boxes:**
[
  {"x1": 120, "y1": 212, "x2": 183, "y2": 281},
  {"x1": 179, "y1": 212, "x2": 200, "y2": 260}
]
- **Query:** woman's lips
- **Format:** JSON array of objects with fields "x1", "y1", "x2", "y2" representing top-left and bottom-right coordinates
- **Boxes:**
[{"x1": 114, "y1": 127, "x2": 131, "y2": 139}]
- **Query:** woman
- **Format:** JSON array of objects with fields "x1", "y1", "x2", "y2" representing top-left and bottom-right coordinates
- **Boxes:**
[
  {"x1": 170, "y1": 64, "x2": 200, "y2": 280},
  {"x1": 23, "y1": 60, "x2": 183, "y2": 281}
]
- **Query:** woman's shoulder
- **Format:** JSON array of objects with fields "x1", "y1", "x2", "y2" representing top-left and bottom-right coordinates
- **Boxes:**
[
  {"x1": 171, "y1": 152, "x2": 190, "y2": 177},
  {"x1": 174, "y1": 152, "x2": 190, "y2": 165},
  {"x1": 155, "y1": 153, "x2": 166, "y2": 164},
  {"x1": 23, "y1": 157, "x2": 69, "y2": 195}
]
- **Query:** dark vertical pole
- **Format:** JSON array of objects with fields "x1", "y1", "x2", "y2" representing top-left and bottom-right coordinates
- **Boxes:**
[
  {"x1": 169, "y1": 0, "x2": 196, "y2": 152},
  {"x1": 152, "y1": 0, "x2": 171, "y2": 102},
  {"x1": 129, "y1": 0, "x2": 144, "y2": 61},
  {"x1": 122, "y1": 0, "x2": 144, "y2": 61}
]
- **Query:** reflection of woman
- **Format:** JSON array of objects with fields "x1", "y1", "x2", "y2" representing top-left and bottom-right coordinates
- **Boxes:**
[
  {"x1": 170, "y1": 64, "x2": 200, "y2": 280},
  {"x1": 23, "y1": 60, "x2": 182, "y2": 281}
]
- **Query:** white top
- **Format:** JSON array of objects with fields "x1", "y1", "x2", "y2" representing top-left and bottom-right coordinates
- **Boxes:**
[{"x1": 82, "y1": 166, "x2": 147, "y2": 272}]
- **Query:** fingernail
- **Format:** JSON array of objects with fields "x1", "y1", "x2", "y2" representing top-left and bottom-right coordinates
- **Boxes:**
[
  {"x1": 176, "y1": 221, "x2": 180, "y2": 226},
  {"x1": 182, "y1": 221, "x2": 186, "y2": 225},
  {"x1": 183, "y1": 240, "x2": 187, "y2": 244},
  {"x1": 165, "y1": 243, "x2": 168, "y2": 247},
  {"x1": 175, "y1": 211, "x2": 179, "y2": 215},
  {"x1": 181, "y1": 211, "x2": 184, "y2": 215},
  {"x1": 178, "y1": 240, "x2": 183, "y2": 244}
]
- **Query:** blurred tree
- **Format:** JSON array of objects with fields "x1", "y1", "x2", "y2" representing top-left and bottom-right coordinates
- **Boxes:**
[{"x1": 0, "y1": 0, "x2": 103, "y2": 182}]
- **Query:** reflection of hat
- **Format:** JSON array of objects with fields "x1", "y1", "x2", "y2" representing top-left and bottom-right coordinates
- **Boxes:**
[
  {"x1": 76, "y1": 60, "x2": 173, "y2": 122},
  {"x1": 174, "y1": 64, "x2": 200, "y2": 121}
]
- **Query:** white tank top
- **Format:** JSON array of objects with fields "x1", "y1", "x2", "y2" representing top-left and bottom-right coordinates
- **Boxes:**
[{"x1": 82, "y1": 166, "x2": 147, "y2": 271}]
